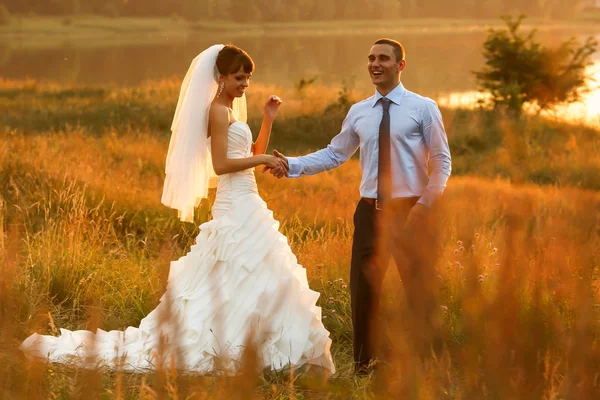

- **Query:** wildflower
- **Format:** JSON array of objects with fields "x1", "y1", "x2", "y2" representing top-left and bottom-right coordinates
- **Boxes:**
[
  {"x1": 457, "y1": 240, "x2": 463, "y2": 246},
  {"x1": 478, "y1": 275, "x2": 485, "y2": 283},
  {"x1": 329, "y1": 297, "x2": 334, "y2": 301},
  {"x1": 331, "y1": 310, "x2": 336, "y2": 314},
  {"x1": 495, "y1": 263, "x2": 500, "y2": 267},
  {"x1": 455, "y1": 261, "x2": 461, "y2": 267},
  {"x1": 342, "y1": 284, "x2": 347, "y2": 289},
  {"x1": 440, "y1": 305, "x2": 448, "y2": 311},
  {"x1": 454, "y1": 249, "x2": 459, "y2": 255},
  {"x1": 474, "y1": 233, "x2": 479, "y2": 238},
  {"x1": 323, "y1": 316, "x2": 327, "y2": 319},
  {"x1": 459, "y1": 246, "x2": 464, "y2": 252},
  {"x1": 471, "y1": 244, "x2": 475, "y2": 249},
  {"x1": 493, "y1": 247, "x2": 498, "y2": 253}
]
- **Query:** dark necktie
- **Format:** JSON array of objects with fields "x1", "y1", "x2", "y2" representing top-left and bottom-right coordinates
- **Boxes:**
[{"x1": 377, "y1": 97, "x2": 392, "y2": 207}]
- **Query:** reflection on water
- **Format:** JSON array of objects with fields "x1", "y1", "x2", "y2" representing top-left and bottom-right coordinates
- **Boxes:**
[
  {"x1": 556, "y1": 62, "x2": 600, "y2": 125},
  {"x1": 0, "y1": 32, "x2": 486, "y2": 94},
  {"x1": 0, "y1": 29, "x2": 598, "y2": 124},
  {"x1": 437, "y1": 61, "x2": 600, "y2": 127}
]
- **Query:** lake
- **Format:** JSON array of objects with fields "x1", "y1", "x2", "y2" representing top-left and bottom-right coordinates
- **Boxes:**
[{"x1": 1, "y1": 27, "x2": 599, "y2": 124}]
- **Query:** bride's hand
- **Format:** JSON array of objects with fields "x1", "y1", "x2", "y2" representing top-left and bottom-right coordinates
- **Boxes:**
[
  {"x1": 261, "y1": 154, "x2": 287, "y2": 171},
  {"x1": 264, "y1": 95, "x2": 282, "y2": 120},
  {"x1": 261, "y1": 150, "x2": 288, "y2": 178}
]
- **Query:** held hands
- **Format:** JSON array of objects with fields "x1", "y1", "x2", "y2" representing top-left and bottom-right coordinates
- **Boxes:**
[
  {"x1": 264, "y1": 95, "x2": 283, "y2": 120},
  {"x1": 261, "y1": 150, "x2": 288, "y2": 178},
  {"x1": 260, "y1": 152, "x2": 288, "y2": 176}
]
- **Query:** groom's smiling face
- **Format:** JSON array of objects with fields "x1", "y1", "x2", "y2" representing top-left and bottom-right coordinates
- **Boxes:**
[{"x1": 368, "y1": 44, "x2": 405, "y2": 89}]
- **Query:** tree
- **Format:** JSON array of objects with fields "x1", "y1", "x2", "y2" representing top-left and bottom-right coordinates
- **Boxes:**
[
  {"x1": 474, "y1": 15, "x2": 598, "y2": 116},
  {"x1": 0, "y1": 4, "x2": 11, "y2": 25},
  {"x1": 50, "y1": 0, "x2": 80, "y2": 15}
]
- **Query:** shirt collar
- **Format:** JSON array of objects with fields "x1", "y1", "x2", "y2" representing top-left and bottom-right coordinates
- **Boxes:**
[{"x1": 372, "y1": 82, "x2": 406, "y2": 108}]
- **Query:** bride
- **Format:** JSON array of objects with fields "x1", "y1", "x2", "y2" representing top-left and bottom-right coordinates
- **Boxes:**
[{"x1": 20, "y1": 44, "x2": 335, "y2": 375}]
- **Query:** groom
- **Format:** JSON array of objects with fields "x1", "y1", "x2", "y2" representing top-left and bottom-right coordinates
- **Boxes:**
[{"x1": 270, "y1": 39, "x2": 451, "y2": 372}]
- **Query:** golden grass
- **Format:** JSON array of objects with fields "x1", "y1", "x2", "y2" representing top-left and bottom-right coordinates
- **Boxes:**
[
  {"x1": 3, "y1": 77, "x2": 600, "y2": 191},
  {"x1": 2, "y1": 127, "x2": 600, "y2": 398},
  {"x1": 2, "y1": 78, "x2": 600, "y2": 397}
]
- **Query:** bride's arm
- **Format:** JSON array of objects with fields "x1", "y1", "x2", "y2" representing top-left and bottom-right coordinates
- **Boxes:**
[
  {"x1": 210, "y1": 104, "x2": 286, "y2": 175},
  {"x1": 252, "y1": 118, "x2": 273, "y2": 155},
  {"x1": 253, "y1": 95, "x2": 282, "y2": 155}
]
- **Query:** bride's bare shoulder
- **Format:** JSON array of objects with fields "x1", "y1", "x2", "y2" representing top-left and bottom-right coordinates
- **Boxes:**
[
  {"x1": 209, "y1": 102, "x2": 229, "y2": 122},
  {"x1": 209, "y1": 104, "x2": 231, "y2": 138}
]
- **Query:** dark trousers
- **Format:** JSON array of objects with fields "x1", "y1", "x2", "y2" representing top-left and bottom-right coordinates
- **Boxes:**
[{"x1": 350, "y1": 198, "x2": 440, "y2": 366}]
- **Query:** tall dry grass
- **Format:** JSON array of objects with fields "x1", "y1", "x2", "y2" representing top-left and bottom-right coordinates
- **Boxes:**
[
  {"x1": 2, "y1": 78, "x2": 599, "y2": 189},
  {"x1": 1, "y1": 79, "x2": 600, "y2": 398}
]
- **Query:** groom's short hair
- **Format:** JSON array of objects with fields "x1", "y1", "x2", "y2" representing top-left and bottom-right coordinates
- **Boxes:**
[{"x1": 374, "y1": 38, "x2": 405, "y2": 62}]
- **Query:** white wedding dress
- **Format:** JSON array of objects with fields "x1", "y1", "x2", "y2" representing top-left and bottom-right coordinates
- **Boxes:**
[{"x1": 20, "y1": 121, "x2": 335, "y2": 374}]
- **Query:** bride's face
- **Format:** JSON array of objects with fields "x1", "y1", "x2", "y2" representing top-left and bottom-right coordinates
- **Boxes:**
[{"x1": 223, "y1": 67, "x2": 252, "y2": 98}]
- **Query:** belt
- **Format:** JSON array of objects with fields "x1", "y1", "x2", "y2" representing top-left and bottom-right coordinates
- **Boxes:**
[
  {"x1": 361, "y1": 197, "x2": 383, "y2": 210},
  {"x1": 361, "y1": 197, "x2": 419, "y2": 211}
]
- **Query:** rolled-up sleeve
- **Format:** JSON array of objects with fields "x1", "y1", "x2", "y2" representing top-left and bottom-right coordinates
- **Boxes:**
[
  {"x1": 288, "y1": 106, "x2": 360, "y2": 178},
  {"x1": 418, "y1": 100, "x2": 452, "y2": 207}
]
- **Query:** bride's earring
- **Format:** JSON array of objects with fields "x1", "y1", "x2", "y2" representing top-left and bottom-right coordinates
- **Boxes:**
[{"x1": 217, "y1": 82, "x2": 224, "y2": 98}]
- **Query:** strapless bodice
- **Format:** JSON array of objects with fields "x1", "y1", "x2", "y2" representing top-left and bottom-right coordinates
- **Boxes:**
[{"x1": 211, "y1": 122, "x2": 258, "y2": 217}]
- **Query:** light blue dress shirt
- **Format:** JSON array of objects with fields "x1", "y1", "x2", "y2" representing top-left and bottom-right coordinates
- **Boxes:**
[{"x1": 287, "y1": 82, "x2": 452, "y2": 208}]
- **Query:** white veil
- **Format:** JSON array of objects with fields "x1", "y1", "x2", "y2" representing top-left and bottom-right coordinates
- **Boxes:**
[{"x1": 161, "y1": 44, "x2": 247, "y2": 222}]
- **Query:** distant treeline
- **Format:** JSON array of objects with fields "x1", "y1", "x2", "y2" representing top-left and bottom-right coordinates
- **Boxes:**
[{"x1": 0, "y1": 0, "x2": 588, "y2": 21}]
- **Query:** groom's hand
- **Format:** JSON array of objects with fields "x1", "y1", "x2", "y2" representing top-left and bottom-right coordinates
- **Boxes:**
[
  {"x1": 405, "y1": 203, "x2": 429, "y2": 229},
  {"x1": 271, "y1": 150, "x2": 289, "y2": 178},
  {"x1": 262, "y1": 149, "x2": 289, "y2": 178}
]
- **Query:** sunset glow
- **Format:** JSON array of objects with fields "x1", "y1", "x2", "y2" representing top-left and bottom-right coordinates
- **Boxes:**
[
  {"x1": 2, "y1": 5, "x2": 600, "y2": 398},
  {"x1": 437, "y1": 61, "x2": 600, "y2": 127}
]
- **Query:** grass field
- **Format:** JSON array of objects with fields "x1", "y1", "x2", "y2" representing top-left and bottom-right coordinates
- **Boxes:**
[
  {"x1": 1, "y1": 79, "x2": 600, "y2": 398},
  {"x1": 2, "y1": 79, "x2": 599, "y2": 189}
]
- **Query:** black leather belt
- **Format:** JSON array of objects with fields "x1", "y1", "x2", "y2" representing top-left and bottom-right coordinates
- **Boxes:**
[
  {"x1": 361, "y1": 198, "x2": 382, "y2": 210},
  {"x1": 361, "y1": 197, "x2": 419, "y2": 211}
]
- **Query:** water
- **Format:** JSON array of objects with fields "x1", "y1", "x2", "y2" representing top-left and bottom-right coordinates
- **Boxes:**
[
  {"x1": 0, "y1": 31, "x2": 487, "y2": 93},
  {"x1": 1, "y1": 28, "x2": 599, "y2": 124},
  {"x1": 437, "y1": 55, "x2": 600, "y2": 126}
]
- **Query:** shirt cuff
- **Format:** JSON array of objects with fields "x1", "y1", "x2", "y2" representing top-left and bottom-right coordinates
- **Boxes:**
[
  {"x1": 417, "y1": 189, "x2": 443, "y2": 208},
  {"x1": 286, "y1": 157, "x2": 302, "y2": 178}
]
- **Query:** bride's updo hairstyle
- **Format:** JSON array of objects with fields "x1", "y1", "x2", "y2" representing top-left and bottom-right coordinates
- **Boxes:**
[{"x1": 216, "y1": 45, "x2": 255, "y2": 75}]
